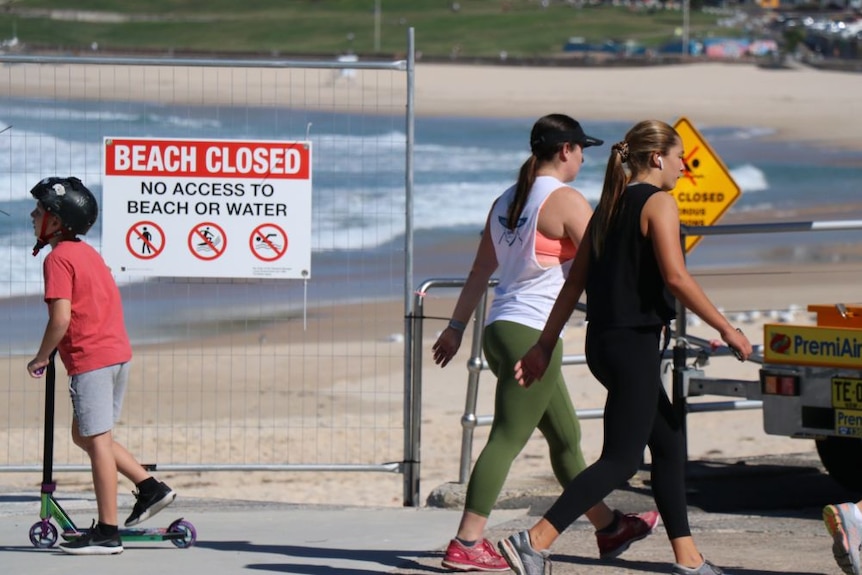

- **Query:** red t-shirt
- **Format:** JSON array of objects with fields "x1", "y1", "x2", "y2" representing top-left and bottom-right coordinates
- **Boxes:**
[{"x1": 43, "y1": 240, "x2": 132, "y2": 375}]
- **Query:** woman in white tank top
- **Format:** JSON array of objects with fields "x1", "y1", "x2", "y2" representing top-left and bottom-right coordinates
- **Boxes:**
[{"x1": 431, "y1": 114, "x2": 659, "y2": 573}]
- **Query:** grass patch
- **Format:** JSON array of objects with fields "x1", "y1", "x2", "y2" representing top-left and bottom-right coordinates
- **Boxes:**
[{"x1": 0, "y1": 1, "x2": 748, "y2": 57}]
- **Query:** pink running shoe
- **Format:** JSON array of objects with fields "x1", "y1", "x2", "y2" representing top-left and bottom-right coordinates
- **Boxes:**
[
  {"x1": 596, "y1": 509, "x2": 660, "y2": 560},
  {"x1": 442, "y1": 538, "x2": 510, "y2": 572}
]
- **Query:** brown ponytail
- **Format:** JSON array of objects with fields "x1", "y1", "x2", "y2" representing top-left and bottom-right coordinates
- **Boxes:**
[{"x1": 590, "y1": 120, "x2": 679, "y2": 258}]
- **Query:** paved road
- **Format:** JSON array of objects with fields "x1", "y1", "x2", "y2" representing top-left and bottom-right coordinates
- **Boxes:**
[{"x1": 0, "y1": 451, "x2": 856, "y2": 574}]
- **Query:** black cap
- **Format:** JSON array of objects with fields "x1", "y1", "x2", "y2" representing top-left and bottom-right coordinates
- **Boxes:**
[{"x1": 531, "y1": 122, "x2": 604, "y2": 150}]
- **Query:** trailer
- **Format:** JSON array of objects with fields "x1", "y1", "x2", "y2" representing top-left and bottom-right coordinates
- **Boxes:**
[
  {"x1": 760, "y1": 303, "x2": 862, "y2": 491},
  {"x1": 683, "y1": 304, "x2": 862, "y2": 491}
]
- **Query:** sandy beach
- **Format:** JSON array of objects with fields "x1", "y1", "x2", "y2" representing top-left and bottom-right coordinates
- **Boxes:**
[
  {"x1": 2, "y1": 269, "x2": 857, "y2": 508},
  {"x1": 2, "y1": 59, "x2": 861, "y2": 150},
  {"x1": 1, "y1": 58, "x2": 860, "y2": 511},
  {"x1": 415, "y1": 62, "x2": 862, "y2": 152}
]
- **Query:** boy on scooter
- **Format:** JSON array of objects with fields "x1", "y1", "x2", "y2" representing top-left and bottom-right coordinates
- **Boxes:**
[{"x1": 26, "y1": 177, "x2": 176, "y2": 555}]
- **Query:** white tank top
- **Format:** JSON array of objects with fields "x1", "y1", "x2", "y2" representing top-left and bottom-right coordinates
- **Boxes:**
[{"x1": 486, "y1": 175, "x2": 573, "y2": 333}]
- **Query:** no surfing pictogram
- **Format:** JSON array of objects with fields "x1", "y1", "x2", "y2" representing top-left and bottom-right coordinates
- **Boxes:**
[
  {"x1": 250, "y1": 223, "x2": 288, "y2": 262},
  {"x1": 126, "y1": 221, "x2": 165, "y2": 260},
  {"x1": 188, "y1": 222, "x2": 227, "y2": 261}
]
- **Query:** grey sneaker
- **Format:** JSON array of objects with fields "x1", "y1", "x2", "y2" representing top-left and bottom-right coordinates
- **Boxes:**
[
  {"x1": 672, "y1": 557, "x2": 725, "y2": 574},
  {"x1": 498, "y1": 531, "x2": 551, "y2": 575}
]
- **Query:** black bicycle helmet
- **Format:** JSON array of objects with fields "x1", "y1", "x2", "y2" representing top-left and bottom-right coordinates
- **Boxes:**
[{"x1": 30, "y1": 177, "x2": 99, "y2": 235}]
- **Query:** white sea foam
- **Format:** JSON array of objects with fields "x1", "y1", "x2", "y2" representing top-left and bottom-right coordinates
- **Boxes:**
[
  {"x1": 726, "y1": 126, "x2": 777, "y2": 141},
  {"x1": 730, "y1": 163, "x2": 769, "y2": 194},
  {"x1": 0, "y1": 125, "x2": 102, "y2": 199},
  {"x1": 0, "y1": 104, "x2": 141, "y2": 124}
]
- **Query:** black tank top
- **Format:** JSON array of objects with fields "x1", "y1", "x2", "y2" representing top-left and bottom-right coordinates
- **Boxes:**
[{"x1": 585, "y1": 183, "x2": 676, "y2": 327}]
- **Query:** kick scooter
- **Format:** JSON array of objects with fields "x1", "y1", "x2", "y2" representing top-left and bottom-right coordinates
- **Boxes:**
[{"x1": 28, "y1": 352, "x2": 197, "y2": 549}]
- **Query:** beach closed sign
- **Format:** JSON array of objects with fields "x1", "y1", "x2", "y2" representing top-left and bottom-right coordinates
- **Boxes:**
[
  {"x1": 671, "y1": 117, "x2": 741, "y2": 252},
  {"x1": 101, "y1": 137, "x2": 312, "y2": 279}
]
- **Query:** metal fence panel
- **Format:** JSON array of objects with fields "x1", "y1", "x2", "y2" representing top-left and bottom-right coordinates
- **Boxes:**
[{"x1": 0, "y1": 51, "x2": 413, "y2": 487}]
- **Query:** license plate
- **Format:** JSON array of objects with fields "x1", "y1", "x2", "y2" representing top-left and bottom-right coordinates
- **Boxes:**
[
  {"x1": 832, "y1": 377, "x2": 862, "y2": 410},
  {"x1": 836, "y1": 408, "x2": 862, "y2": 437}
]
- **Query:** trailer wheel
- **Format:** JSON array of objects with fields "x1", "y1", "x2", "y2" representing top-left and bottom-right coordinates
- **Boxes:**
[{"x1": 815, "y1": 437, "x2": 862, "y2": 492}]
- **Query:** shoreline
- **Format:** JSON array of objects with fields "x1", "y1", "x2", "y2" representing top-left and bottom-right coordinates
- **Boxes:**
[
  {"x1": 2, "y1": 194, "x2": 861, "y2": 355},
  {"x1": 1, "y1": 229, "x2": 859, "y2": 352}
]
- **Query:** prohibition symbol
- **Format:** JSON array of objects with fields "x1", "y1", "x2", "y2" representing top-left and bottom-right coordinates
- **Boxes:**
[
  {"x1": 188, "y1": 222, "x2": 227, "y2": 261},
  {"x1": 126, "y1": 221, "x2": 165, "y2": 260},
  {"x1": 250, "y1": 223, "x2": 288, "y2": 262}
]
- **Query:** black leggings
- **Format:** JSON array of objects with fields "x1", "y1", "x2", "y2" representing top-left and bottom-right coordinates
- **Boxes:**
[{"x1": 543, "y1": 323, "x2": 691, "y2": 539}]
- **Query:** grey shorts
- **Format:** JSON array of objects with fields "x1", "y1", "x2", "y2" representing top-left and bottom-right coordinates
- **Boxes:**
[{"x1": 68, "y1": 362, "x2": 130, "y2": 437}]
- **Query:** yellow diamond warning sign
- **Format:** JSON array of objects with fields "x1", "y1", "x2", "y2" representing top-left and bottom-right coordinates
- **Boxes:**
[{"x1": 671, "y1": 117, "x2": 741, "y2": 252}]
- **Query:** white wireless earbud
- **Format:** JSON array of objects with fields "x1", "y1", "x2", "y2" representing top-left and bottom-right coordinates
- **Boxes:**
[{"x1": 657, "y1": 157, "x2": 664, "y2": 170}]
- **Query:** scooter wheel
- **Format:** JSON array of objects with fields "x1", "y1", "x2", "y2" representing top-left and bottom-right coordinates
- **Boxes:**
[
  {"x1": 29, "y1": 520, "x2": 58, "y2": 548},
  {"x1": 167, "y1": 518, "x2": 197, "y2": 548}
]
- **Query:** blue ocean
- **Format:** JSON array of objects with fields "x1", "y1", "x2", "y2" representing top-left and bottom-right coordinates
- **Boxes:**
[{"x1": 1, "y1": 98, "x2": 861, "y2": 349}]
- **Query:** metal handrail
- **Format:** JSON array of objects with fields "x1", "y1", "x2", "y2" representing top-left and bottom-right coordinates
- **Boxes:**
[
  {"x1": 684, "y1": 220, "x2": 862, "y2": 236},
  {"x1": 404, "y1": 217, "x2": 862, "y2": 503},
  {"x1": 410, "y1": 279, "x2": 754, "y2": 487}
]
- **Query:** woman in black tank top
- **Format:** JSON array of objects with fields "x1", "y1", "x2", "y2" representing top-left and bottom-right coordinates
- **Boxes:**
[{"x1": 498, "y1": 120, "x2": 752, "y2": 575}]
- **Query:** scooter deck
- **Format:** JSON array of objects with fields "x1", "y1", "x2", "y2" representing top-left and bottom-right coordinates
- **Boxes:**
[{"x1": 61, "y1": 520, "x2": 191, "y2": 542}]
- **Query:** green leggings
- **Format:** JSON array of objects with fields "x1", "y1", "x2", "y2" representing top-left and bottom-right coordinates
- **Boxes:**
[{"x1": 464, "y1": 320, "x2": 587, "y2": 517}]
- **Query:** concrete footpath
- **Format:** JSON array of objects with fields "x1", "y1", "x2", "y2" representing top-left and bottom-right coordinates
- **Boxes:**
[
  {"x1": 0, "y1": 452, "x2": 853, "y2": 574},
  {"x1": 0, "y1": 492, "x2": 486, "y2": 574}
]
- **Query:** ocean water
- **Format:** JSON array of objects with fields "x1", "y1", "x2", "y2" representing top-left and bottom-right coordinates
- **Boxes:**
[{"x1": 1, "y1": 98, "x2": 861, "y2": 304}]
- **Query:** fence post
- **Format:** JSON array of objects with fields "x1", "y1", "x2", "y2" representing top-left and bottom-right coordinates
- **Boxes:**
[
  {"x1": 672, "y1": 337, "x2": 689, "y2": 459},
  {"x1": 403, "y1": 288, "x2": 423, "y2": 507},
  {"x1": 401, "y1": 27, "x2": 419, "y2": 507},
  {"x1": 673, "y1": 226, "x2": 689, "y2": 458}
]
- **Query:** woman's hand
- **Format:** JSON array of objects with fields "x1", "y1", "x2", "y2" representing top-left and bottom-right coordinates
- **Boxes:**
[
  {"x1": 722, "y1": 327, "x2": 753, "y2": 361},
  {"x1": 514, "y1": 343, "x2": 551, "y2": 388},
  {"x1": 432, "y1": 327, "x2": 463, "y2": 368}
]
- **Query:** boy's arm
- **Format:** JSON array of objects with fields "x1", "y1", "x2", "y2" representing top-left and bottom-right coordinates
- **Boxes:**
[{"x1": 27, "y1": 298, "x2": 71, "y2": 377}]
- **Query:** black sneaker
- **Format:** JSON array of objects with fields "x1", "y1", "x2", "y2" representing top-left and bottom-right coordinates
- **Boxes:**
[
  {"x1": 60, "y1": 524, "x2": 123, "y2": 555},
  {"x1": 124, "y1": 481, "x2": 177, "y2": 527}
]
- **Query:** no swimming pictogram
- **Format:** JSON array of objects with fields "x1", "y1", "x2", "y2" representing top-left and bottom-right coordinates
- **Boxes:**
[
  {"x1": 250, "y1": 223, "x2": 288, "y2": 262},
  {"x1": 188, "y1": 222, "x2": 227, "y2": 261},
  {"x1": 126, "y1": 221, "x2": 165, "y2": 260}
]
